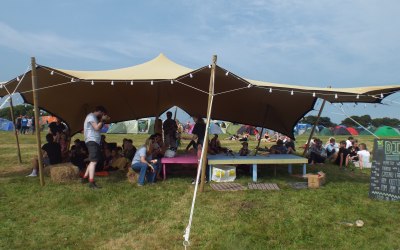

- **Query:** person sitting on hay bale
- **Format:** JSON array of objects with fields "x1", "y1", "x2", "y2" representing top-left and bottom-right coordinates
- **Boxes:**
[
  {"x1": 130, "y1": 138, "x2": 160, "y2": 186},
  {"x1": 27, "y1": 133, "x2": 61, "y2": 177}
]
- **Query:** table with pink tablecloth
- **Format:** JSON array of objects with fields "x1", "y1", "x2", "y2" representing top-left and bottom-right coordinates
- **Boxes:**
[{"x1": 160, "y1": 154, "x2": 199, "y2": 180}]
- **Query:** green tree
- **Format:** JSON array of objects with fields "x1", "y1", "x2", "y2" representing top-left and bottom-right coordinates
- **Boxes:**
[
  {"x1": 0, "y1": 104, "x2": 48, "y2": 121},
  {"x1": 341, "y1": 115, "x2": 372, "y2": 127},
  {"x1": 301, "y1": 116, "x2": 335, "y2": 127},
  {"x1": 371, "y1": 117, "x2": 400, "y2": 127}
]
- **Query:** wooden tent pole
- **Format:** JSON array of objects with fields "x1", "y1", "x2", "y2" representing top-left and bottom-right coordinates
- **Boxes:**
[
  {"x1": 199, "y1": 55, "x2": 217, "y2": 193},
  {"x1": 254, "y1": 105, "x2": 270, "y2": 155},
  {"x1": 9, "y1": 97, "x2": 22, "y2": 163},
  {"x1": 302, "y1": 99, "x2": 327, "y2": 157},
  {"x1": 31, "y1": 57, "x2": 45, "y2": 186}
]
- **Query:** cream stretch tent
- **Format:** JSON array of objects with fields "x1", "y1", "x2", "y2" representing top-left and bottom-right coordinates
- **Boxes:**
[{"x1": 1, "y1": 53, "x2": 400, "y2": 138}]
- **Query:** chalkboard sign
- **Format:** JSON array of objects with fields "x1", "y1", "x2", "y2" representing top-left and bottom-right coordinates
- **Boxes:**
[{"x1": 369, "y1": 139, "x2": 400, "y2": 201}]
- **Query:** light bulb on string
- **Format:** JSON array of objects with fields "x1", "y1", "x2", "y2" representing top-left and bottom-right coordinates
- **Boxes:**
[
  {"x1": 50, "y1": 71, "x2": 54, "y2": 75},
  {"x1": 247, "y1": 84, "x2": 252, "y2": 88},
  {"x1": 290, "y1": 90, "x2": 294, "y2": 95},
  {"x1": 16, "y1": 76, "x2": 20, "y2": 81},
  {"x1": 111, "y1": 81, "x2": 114, "y2": 86},
  {"x1": 0, "y1": 84, "x2": 3, "y2": 89},
  {"x1": 208, "y1": 65, "x2": 211, "y2": 68},
  {"x1": 312, "y1": 92, "x2": 316, "y2": 97},
  {"x1": 91, "y1": 80, "x2": 94, "y2": 85},
  {"x1": 335, "y1": 94, "x2": 338, "y2": 99},
  {"x1": 171, "y1": 80, "x2": 174, "y2": 84},
  {"x1": 380, "y1": 93, "x2": 384, "y2": 98},
  {"x1": 71, "y1": 78, "x2": 75, "y2": 82},
  {"x1": 225, "y1": 71, "x2": 229, "y2": 76},
  {"x1": 189, "y1": 73, "x2": 193, "y2": 78},
  {"x1": 269, "y1": 88, "x2": 272, "y2": 93},
  {"x1": 130, "y1": 81, "x2": 133, "y2": 86},
  {"x1": 151, "y1": 80, "x2": 154, "y2": 85}
]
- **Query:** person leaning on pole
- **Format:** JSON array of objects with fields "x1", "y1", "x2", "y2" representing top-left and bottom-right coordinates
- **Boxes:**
[{"x1": 81, "y1": 106, "x2": 110, "y2": 189}]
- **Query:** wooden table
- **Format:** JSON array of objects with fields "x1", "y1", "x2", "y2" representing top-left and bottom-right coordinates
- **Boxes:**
[
  {"x1": 207, "y1": 154, "x2": 308, "y2": 182},
  {"x1": 160, "y1": 154, "x2": 199, "y2": 180}
]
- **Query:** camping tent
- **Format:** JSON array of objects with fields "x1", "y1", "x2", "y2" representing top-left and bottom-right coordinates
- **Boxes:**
[
  {"x1": 226, "y1": 123, "x2": 242, "y2": 135},
  {"x1": 237, "y1": 125, "x2": 258, "y2": 135},
  {"x1": 1, "y1": 54, "x2": 399, "y2": 138},
  {"x1": 107, "y1": 119, "x2": 154, "y2": 134},
  {"x1": 209, "y1": 123, "x2": 223, "y2": 135},
  {"x1": 0, "y1": 118, "x2": 14, "y2": 131},
  {"x1": 374, "y1": 126, "x2": 400, "y2": 137},
  {"x1": 346, "y1": 127, "x2": 359, "y2": 136},
  {"x1": 320, "y1": 127, "x2": 334, "y2": 136},
  {"x1": 294, "y1": 123, "x2": 319, "y2": 136},
  {"x1": 333, "y1": 126, "x2": 351, "y2": 135}
]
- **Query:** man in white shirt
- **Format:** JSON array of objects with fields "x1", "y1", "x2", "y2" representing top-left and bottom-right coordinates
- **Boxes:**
[
  {"x1": 82, "y1": 106, "x2": 110, "y2": 189},
  {"x1": 346, "y1": 136, "x2": 354, "y2": 149}
]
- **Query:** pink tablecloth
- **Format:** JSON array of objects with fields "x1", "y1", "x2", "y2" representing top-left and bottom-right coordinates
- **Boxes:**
[{"x1": 161, "y1": 154, "x2": 199, "y2": 180}]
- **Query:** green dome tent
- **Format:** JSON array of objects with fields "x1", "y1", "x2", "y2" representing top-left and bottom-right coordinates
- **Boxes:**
[
  {"x1": 107, "y1": 119, "x2": 154, "y2": 134},
  {"x1": 226, "y1": 123, "x2": 242, "y2": 135},
  {"x1": 374, "y1": 126, "x2": 400, "y2": 137},
  {"x1": 320, "y1": 127, "x2": 334, "y2": 136}
]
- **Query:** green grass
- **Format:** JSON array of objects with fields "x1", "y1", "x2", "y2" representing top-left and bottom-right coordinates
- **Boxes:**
[{"x1": 0, "y1": 131, "x2": 399, "y2": 249}]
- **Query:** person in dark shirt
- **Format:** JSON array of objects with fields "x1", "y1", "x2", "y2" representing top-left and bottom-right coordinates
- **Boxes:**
[
  {"x1": 123, "y1": 139, "x2": 137, "y2": 162},
  {"x1": 335, "y1": 141, "x2": 350, "y2": 169},
  {"x1": 27, "y1": 133, "x2": 62, "y2": 177},
  {"x1": 162, "y1": 111, "x2": 178, "y2": 149},
  {"x1": 48, "y1": 117, "x2": 67, "y2": 137},
  {"x1": 191, "y1": 115, "x2": 206, "y2": 150}
]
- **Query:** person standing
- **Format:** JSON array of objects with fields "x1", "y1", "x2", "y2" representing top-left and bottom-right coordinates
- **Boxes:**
[
  {"x1": 82, "y1": 106, "x2": 109, "y2": 189},
  {"x1": 20, "y1": 116, "x2": 28, "y2": 134},
  {"x1": 191, "y1": 115, "x2": 206, "y2": 150},
  {"x1": 162, "y1": 111, "x2": 178, "y2": 149},
  {"x1": 15, "y1": 115, "x2": 22, "y2": 134}
]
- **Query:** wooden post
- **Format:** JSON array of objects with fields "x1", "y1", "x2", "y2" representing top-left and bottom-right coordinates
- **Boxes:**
[
  {"x1": 199, "y1": 55, "x2": 217, "y2": 193},
  {"x1": 9, "y1": 97, "x2": 22, "y2": 163},
  {"x1": 302, "y1": 99, "x2": 327, "y2": 156},
  {"x1": 31, "y1": 57, "x2": 45, "y2": 186},
  {"x1": 254, "y1": 105, "x2": 270, "y2": 155}
]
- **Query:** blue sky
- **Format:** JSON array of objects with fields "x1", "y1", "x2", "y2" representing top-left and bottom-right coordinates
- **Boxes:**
[{"x1": 1, "y1": 0, "x2": 400, "y2": 123}]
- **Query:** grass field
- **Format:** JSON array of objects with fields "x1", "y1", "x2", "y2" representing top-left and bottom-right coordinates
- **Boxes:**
[{"x1": 1, "y1": 131, "x2": 399, "y2": 249}]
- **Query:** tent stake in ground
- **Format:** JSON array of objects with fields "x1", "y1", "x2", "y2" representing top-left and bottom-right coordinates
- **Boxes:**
[
  {"x1": 200, "y1": 55, "x2": 217, "y2": 193},
  {"x1": 8, "y1": 97, "x2": 22, "y2": 163},
  {"x1": 31, "y1": 57, "x2": 44, "y2": 186}
]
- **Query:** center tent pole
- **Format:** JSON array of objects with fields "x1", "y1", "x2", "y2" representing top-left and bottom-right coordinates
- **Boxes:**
[
  {"x1": 199, "y1": 55, "x2": 217, "y2": 193},
  {"x1": 31, "y1": 57, "x2": 45, "y2": 186},
  {"x1": 302, "y1": 99, "x2": 327, "y2": 157}
]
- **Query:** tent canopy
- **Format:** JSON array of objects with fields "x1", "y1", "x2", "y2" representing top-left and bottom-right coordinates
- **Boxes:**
[{"x1": 1, "y1": 53, "x2": 400, "y2": 138}]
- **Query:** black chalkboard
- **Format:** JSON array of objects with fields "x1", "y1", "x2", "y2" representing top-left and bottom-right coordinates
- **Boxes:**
[{"x1": 369, "y1": 139, "x2": 400, "y2": 201}]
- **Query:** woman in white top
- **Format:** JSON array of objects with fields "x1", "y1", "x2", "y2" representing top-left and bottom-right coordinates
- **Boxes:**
[{"x1": 356, "y1": 143, "x2": 371, "y2": 169}]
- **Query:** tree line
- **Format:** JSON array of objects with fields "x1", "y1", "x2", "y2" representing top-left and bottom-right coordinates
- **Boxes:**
[{"x1": 0, "y1": 105, "x2": 48, "y2": 121}]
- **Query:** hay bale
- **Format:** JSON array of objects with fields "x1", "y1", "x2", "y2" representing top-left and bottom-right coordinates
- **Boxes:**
[
  {"x1": 50, "y1": 163, "x2": 80, "y2": 183},
  {"x1": 127, "y1": 168, "x2": 138, "y2": 184}
]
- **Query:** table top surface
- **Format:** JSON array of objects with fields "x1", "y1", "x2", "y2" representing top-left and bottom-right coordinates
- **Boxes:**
[
  {"x1": 207, "y1": 153, "x2": 308, "y2": 164},
  {"x1": 161, "y1": 154, "x2": 199, "y2": 164}
]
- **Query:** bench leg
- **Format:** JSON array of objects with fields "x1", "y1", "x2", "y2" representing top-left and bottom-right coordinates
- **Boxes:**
[
  {"x1": 209, "y1": 165, "x2": 212, "y2": 182},
  {"x1": 163, "y1": 164, "x2": 166, "y2": 180},
  {"x1": 288, "y1": 164, "x2": 293, "y2": 175},
  {"x1": 253, "y1": 164, "x2": 257, "y2": 182},
  {"x1": 303, "y1": 163, "x2": 307, "y2": 176}
]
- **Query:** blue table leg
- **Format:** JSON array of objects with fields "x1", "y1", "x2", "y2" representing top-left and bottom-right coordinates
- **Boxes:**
[
  {"x1": 303, "y1": 163, "x2": 307, "y2": 176},
  {"x1": 288, "y1": 164, "x2": 293, "y2": 175},
  {"x1": 252, "y1": 164, "x2": 257, "y2": 182},
  {"x1": 209, "y1": 165, "x2": 212, "y2": 181}
]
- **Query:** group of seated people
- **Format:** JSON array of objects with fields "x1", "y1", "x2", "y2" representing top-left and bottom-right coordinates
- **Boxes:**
[{"x1": 307, "y1": 136, "x2": 371, "y2": 169}]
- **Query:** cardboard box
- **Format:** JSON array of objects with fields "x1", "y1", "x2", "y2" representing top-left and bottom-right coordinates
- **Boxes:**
[{"x1": 307, "y1": 172, "x2": 326, "y2": 188}]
